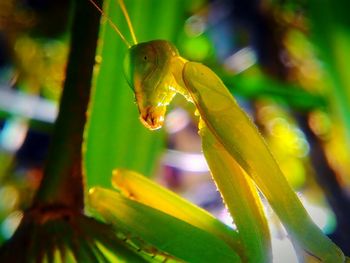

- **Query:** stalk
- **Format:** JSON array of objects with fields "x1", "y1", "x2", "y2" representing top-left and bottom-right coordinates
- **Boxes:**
[{"x1": 33, "y1": 0, "x2": 101, "y2": 210}]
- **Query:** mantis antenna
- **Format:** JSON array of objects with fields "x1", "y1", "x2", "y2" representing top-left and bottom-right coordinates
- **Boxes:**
[
  {"x1": 118, "y1": 0, "x2": 138, "y2": 45},
  {"x1": 89, "y1": 0, "x2": 131, "y2": 48}
]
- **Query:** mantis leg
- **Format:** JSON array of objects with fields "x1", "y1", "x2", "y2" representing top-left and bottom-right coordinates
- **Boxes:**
[
  {"x1": 200, "y1": 124, "x2": 271, "y2": 263},
  {"x1": 111, "y1": 169, "x2": 242, "y2": 255},
  {"x1": 89, "y1": 187, "x2": 241, "y2": 263},
  {"x1": 182, "y1": 61, "x2": 344, "y2": 263}
]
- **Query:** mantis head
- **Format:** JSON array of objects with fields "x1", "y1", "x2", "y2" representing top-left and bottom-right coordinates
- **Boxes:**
[
  {"x1": 89, "y1": 1, "x2": 184, "y2": 130},
  {"x1": 124, "y1": 40, "x2": 180, "y2": 130}
]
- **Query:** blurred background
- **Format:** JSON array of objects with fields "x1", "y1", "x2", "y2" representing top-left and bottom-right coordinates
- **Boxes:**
[{"x1": 0, "y1": 0, "x2": 350, "y2": 261}]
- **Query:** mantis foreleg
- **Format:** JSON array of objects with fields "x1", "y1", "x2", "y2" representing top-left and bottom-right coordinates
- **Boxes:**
[
  {"x1": 200, "y1": 124, "x2": 271, "y2": 263},
  {"x1": 182, "y1": 61, "x2": 344, "y2": 263}
]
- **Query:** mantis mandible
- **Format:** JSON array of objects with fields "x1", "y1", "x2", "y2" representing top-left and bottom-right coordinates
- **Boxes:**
[{"x1": 89, "y1": 0, "x2": 345, "y2": 262}]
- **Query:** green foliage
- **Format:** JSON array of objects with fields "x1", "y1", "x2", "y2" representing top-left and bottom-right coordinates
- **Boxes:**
[
  {"x1": 308, "y1": 0, "x2": 350, "y2": 148},
  {"x1": 85, "y1": 0, "x2": 187, "y2": 188}
]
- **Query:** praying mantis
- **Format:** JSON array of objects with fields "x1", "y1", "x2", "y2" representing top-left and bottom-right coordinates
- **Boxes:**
[{"x1": 89, "y1": 0, "x2": 346, "y2": 262}]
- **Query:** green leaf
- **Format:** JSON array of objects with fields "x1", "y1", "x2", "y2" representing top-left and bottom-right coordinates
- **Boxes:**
[{"x1": 85, "y1": 0, "x2": 187, "y2": 188}]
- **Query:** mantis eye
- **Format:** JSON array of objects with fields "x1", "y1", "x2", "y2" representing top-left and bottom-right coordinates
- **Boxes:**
[{"x1": 123, "y1": 42, "x2": 157, "y2": 91}]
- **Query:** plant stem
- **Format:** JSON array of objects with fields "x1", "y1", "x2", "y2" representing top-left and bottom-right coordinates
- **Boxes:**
[{"x1": 33, "y1": 0, "x2": 102, "y2": 210}]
